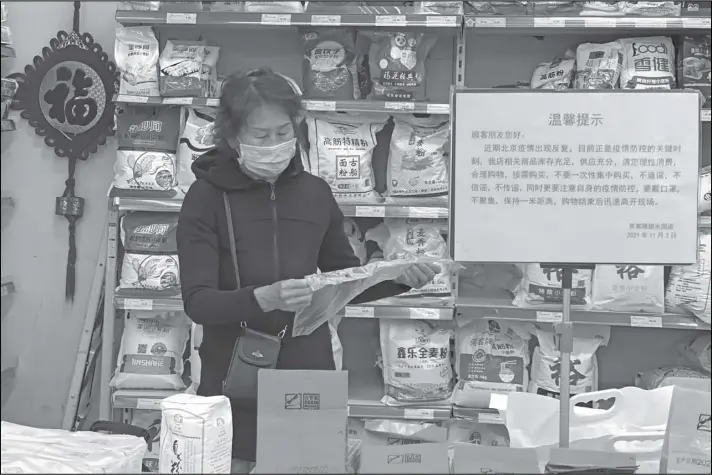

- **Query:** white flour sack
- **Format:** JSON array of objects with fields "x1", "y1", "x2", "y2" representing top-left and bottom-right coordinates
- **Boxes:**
[
  {"x1": 160, "y1": 394, "x2": 232, "y2": 474},
  {"x1": 592, "y1": 265, "x2": 665, "y2": 313},
  {"x1": 306, "y1": 111, "x2": 388, "y2": 200},
  {"x1": 530, "y1": 51, "x2": 576, "y2": 91},
  {"x1": 379, "y1": 319, "x2": 453, "y2": 403},
  {"x1": 120, "y1": 252, "x2": 180, "y2": 292},
  {"x1": 666, "y1": 231, "x2": 711, "y2": 324},
  {"x1": 700, "y1": 166, "x2": 711, "y2": 215},
  {"x1": 130, "y1": 410, "x2": 162, "y2": 472},
  {"x1": 529, "y1": 325, "x2": 610, "y2": 398},
  {"x1": 365, "y1": 218, "x2": 452, "y2": 297},
  {"x1": 387, "y1": 114, "x2": 450, "y2": 197},
  {"x1": 452, "y1": 318, "x2": 534, "y2": 409},
  {"x1": 121, "y1": 212, "x2": 179, "y2": 253},
  {"x1": 513, "y1": 264, "x2": 593, "y2": 309},
  {"x1": 619, "y1": 37, "x2": 676, "y2": 90},
  {"x1": 111, "y1": 311, "x2": 190, "y2": 390},
  {"x1": 115, "y1": 26, "x2": 159, "y2": 97},
  {"x1": 177, "y1": 107, "x2": 216, "y2": 193},
  {"x1": 115, "y1": 150, "x2": 179, "y2": 192}
]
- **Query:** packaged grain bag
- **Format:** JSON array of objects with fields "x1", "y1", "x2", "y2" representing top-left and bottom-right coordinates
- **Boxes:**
[
  {"x1": 121, "y1": 212, "x2": 179, "y2": 253},
  {"x1": 700, "y1": 166, "x2": 711, "y2": 215},
  {"x1": 635, "y1": 366, "x2": 710, "y2": 391},
  {"x1": 680, "y1": 333, "x2": 711, "y2": 374},
  {"x1": 115, "y1": 26, "x2": 160, "y2": 97},
  {"x1": 513, "y1": 264, "x2": 593, "y2": 309},
  {"x1": 452, "y1": 318, "x2": 534, "y2": 408},
  {"x1": 357, "y1": 31, "x2": 438, "y2": 101},
  {"x1": 592, "y1": 265, "x2": 665, "y2": 313},
  {"x1": 622, "y1": 1, "x2": 682, "y2": 16},
  {"x1": 380, "y1": 319, "x2": 453, "y2": 403},
  {"x1": 209, "y1": 1, "x2": 243, "y2": 11},
  {"x1": 177, "y1": 107, "x2": 216, "y2": 193},
  {"x1": 530, "y1": 51, "x2": 576, "y2": 91},
  {"x1": 306, "y1": 111, "x2": 387, "y2": 200},
  {"x1": 159, "y1": 41, "x2": 206, "y2": 97},
  {"x1": 301, "y1": 29, "x2": 359, "y2": 100},
  {"x1": 666, "y1": 231, "x2": 711, "y2": 324},
  {"x1": 160, "y1": 394, "x2": 232, "y2": 474},
  {"x1": 130, "y1": 410, "x2": 161, "y2": 472},
  {"x1": 578, "y1": 1, "x2": 626, "y2": 15},
  {"x1": 387, "y1": 114, "x2": 449, "y2": 197},
  {"x1": 574, "y1": 41, "x2": 623, "y2": 89},
  {"x1": 619, "y1": 37, "x2": 676, "y2": 90},
  {"x1": 529, "y1": 325, "x2": 610, "y2": 398},
  {"x1": 362, "y1": 419, "x2": 447, "y2": 445},
  {"x1": 244, "y1": 1, "x2": 304, "y2": 12},
  {"x1": 679, "y1": 36, "x2": 711, "y2": 109},
  {"x1": 120, "y1": 253, "x2": 180, "y2": 292},
  {"x1": 111, "y1": 311, "x2": 190, "y2": 390}
]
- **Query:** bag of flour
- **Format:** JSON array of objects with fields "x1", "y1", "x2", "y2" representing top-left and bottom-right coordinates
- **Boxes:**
[
  {"x1": 666, "y1": 231, "x2": 711, "y2": 324},
  {"x1": 115, "y1": 26, "x2": 160, "y2": 97},
  {"x1": 513, "y1": 264, "x2": 593, "y2": 310},
  {"x1": 160, "y1": 394, "x2": 233, "y2": 474},
  {"x1": 592, "y1": 265, "x2": 665, "y2": 314},
  {"x1": 177, "y1": 107, "x2": 216, "y2": 193},
  {"x1": 119, "y1": 253, "x2": 180, "y2": 293}
]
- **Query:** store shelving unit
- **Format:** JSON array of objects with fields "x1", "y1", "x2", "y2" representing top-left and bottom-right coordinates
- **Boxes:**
[{"x1": 100, "y1": 3, "x2": 712, "y2": 429}]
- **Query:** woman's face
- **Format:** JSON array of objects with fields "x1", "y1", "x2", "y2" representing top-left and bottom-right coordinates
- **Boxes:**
[{"x1": 236, "y1": 102, "x2": 295, "y2": 148}]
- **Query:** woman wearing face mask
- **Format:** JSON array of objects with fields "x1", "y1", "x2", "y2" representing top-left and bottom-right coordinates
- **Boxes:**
[{"x1": 176, "y1": 69, "x2": 439, "y2": 473}]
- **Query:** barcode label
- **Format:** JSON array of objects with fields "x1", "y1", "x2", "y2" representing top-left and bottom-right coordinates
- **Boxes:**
[{"x1": 394, "y1": 372, "x2": 411, "y2": 378}]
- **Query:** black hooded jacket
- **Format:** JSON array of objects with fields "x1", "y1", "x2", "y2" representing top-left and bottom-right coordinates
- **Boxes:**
[{"x1": 176, "y1": 145, "x2": 408, "y2": 461}]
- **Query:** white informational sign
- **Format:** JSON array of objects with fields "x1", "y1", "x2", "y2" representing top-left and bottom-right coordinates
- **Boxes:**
[{"x1": 451, "y1": 91, "x2": 700, "y2": 265}]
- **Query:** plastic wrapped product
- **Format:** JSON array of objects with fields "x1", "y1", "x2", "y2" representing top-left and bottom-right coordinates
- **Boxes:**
[
  {"x1": 622, "y1": 1, "x2": 682, "y2": 16},
  {"x1": 119, "y1": 1, "x2": 161, "y2": 9},
  {"x1": 512, "y1": 264, "x2": 593, "y2": 309},
  {"x1": 592, "y1": 265, "x2": 665, "y2": 313},
  {"x1": 209, "y1": 1, "x2": 244, "y2": 11},
  {"x1": 160, "y1": 394, "x2": 233, "y2": 474},
  {"x1": 115, "y1": 26, "x2": 160, "y2": 97},
  {"x1": 387, "y1": 114, "x2": 449, "y2": 197},
  {"x1": 301, "y1": 29, "x2": 359, "y2": 100},
  {"x1": 529, "y1": 325, "x2": 610, "y2": 397},
  {"x1": 666, "y1": 231, "x2": 711, "y2": 324},
  {"x1": 447, "y1": 420, "x2": 510, "y2": 447},
  {"x1": 679, "y1": 36, "x2": 711, "y2": 109},
  {"x1": 130, "y1": 410, "x2": 161, "y2": 472},
  {"x1": 362, "y1": 419, "x2": 447, "y2": 445},
  {"x1": 574, "y1": 41, "x2": 623, "y2": 89},
  {"x1": 159, "y1": 41, "x2": 206, "y2": 97},
  {"x1": 700, "y1": 166, "x2": 711, "y2": 215},
  {"x1": 110, "y1": 311, "x2": 190, "y2": 390},
  {"x1": 576, "y1": 1, "x2": 625, "y2": 15},
  {"x1": 358, "y1": 31, "x2": 438, "y2": 101},
  {"x1": 619, "y1": 37, "x2": 676, "y2": 90},
  {"x1": 243, "y1": 1, "x2": 305, "y2": 12},
  {"x1": 635, "y1": 367, "x2": 710, "y2": 390},
  {"x1": 530, "y1": 52, "x2": 576, "y2": 91},
  {"x1": 466, "y1": 2, "x2": 529, "y2": 15},
  {"x1": 452, "y1": 318, "x2": 534, "y2": 408},
  {"x1": 306, "y1": 112, "x2": 387, "y2": 200},
  {"x1": 379, "y1": 319, "x2": 454, "y2": 403},
  {"x1": 680, "y1": 333, "x2": 711, "y2": 374},
  {"x1": 120, "y1": 212, "x2": 179, "y2": 253},
  {"x1": 114, "y1": 151, "x2": 178, "y2": 192},
  {"x1": 120, "y1": 253, "x2": 180, "y2": 292},
  {"x1": 343, "y1": 217, "x2": 367, "y2": 265},
  {"x1": 177, "y1": 107, "x2": 217, "y2": 193},
  {"x1": 415, "y1": 2, "x2": 464, "y2": 14}
]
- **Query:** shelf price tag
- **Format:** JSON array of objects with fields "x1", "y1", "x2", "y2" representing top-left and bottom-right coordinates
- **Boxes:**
[
  {"x1": 409, "y1": 308, "x2": 441, "y2": 320},
  {"x1": 536, "y1": 311, "x2": 563, "y2": 323},
  {"x1": 344, "y1": 306, "x2": 375, "y2": 318},
  {"x1": 384, "y1": 101, "x2": 415, "y2": 111},
  {"x1": 634, "y1": 18, "x2": 667, "y2": 28},
  {"x1": 311, "y1": 15, "x2": 341, "y2": 26},
  {"x1": 702, "y1": 110, "x2": 712, "y2": 122},
  {"x1": 584, "y1": 17, "x2": 618, "y2": 28},
  {"x1": 477, "y1": 412, "x2": 503, "y2": 424},
  {"x1": 683, "y1": 17, "x2": 711, "y2": 29},
  {"x1": 136, "y1": 398, "x2": 163, "y2": 410},
  {"x1": 261, "y1": 14, "x2": 291, "y2": 25},
  {"x1": 534, "y1": 17, "x2": 565, "y2": 28},
  {"x1": 404, "y1": 408, "x2": 435, "y2": 420},
  {"x1": 124, "y1": 299, "x2": 153, "y2": 311},
  {"x1": 474, "y1": 17, "x2": 506, "y2": 28},
  {"x1": 426, "y1": 103, "x2": 449, "y2": 114},
  {"x1": 166, "y1": 13, "x2": 197, "y2": 24},
  {"x1": 426, "y1": 16, "x2": 457, "y2": 27},
  {"x1": 115, "y1": 95, "x2": 149, "y2": 103},
  {"x1": 406, "y1": 207, "x2": 442, "y2": 219},
  {"x1": 206, "y1": 98, "x2": 220, "y2": 107},
  {"x1": 630, "y1": 315, "x2": 663, "y2": 328},
  {"x1": 375, "y1": 15, "x2": 407, "y2": 27},
  {"x1": 355, "y1": 205, "x2": 386, "y2": 217},
  {"x1": 304, "y1": 100, "x2": 336, "y2": 112},
  {"x1": 163, "y1": 97, "x2": 193, "y2": 105}
]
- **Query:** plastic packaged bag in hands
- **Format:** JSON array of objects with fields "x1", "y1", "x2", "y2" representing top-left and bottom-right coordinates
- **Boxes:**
[{"x1": 292, "y1": 258, "x2": 418, "y2": 337}]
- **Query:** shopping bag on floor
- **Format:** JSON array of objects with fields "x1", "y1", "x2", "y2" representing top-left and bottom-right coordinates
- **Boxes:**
[{"x1": 660, "y1": 386, "x2": 711, "y2": 474}]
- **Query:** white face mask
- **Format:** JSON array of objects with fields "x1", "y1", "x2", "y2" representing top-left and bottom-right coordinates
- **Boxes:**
[{"x1": 238, "y1": 138, "x2": 297, "y2": 180}]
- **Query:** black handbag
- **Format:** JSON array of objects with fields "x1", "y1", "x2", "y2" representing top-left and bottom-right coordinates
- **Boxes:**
[{"x1": 222, "y1": 192, "x2": 286, "y2": 406}]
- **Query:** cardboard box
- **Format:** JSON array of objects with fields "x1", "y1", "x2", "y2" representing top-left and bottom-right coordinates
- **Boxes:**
[
  {"x1": 452, "y1": 444, "x2": 539, "y2": 473},
  {"x1": 359, "y1": 443, "x2": 449, "y2": 474},
  {"x1": 255, "y1": 369, "x2": 348, "y2": 474}
]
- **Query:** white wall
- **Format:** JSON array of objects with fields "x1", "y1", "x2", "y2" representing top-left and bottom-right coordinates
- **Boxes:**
[{"x1": 1, "y1": 1, "x2": 118, "y2": 427}]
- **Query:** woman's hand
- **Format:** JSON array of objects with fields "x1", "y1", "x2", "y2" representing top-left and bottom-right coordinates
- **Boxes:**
[
  {"x1": 254, "y1": 279, "x2": 313, "y2": 313},
  {"x1": 394, "y1": 262, "x2": 441, "y2": 289}
]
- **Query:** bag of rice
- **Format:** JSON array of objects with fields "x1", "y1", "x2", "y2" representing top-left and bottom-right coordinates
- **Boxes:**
[
  {"x1": 387, "y1": 114, "x2": 449, "y2": 197},
  {"x1": 131, "y1": 410, "x2": 162, "y2": 472},
  {"x1": 159, "y1": 40, "x2": 206, "y2": 97},
  {"x1": 700, "y1": 166, "x2": 711, "y2": 215},
  {"x1": 530, "y1": 51, "x2": 576, "y2": 91},
  {"x1": 111, "y1": 311, "x2": 190, "y2": 390},
  {"x1": 177, "y1": 107, "x2": 216, "y2": 193},
  {"x1": 512, "y1": 265, "x2": 593, "y2": 309},
  {"x1": 120, "y1": 253, "x2": 180, "y2": 292},
  {"x1": 357, "y1": 31, "x2": 438, "y2": 101},
  {"x1": 619, "y1": 37, "x2": 676, "y2": 90},
  {"x1": 380, "y1": 319, "x2": 453, "y2": 403},
  {"x1": 680, "y1": 333, "x2": 711, "y2": 375},
  {"x1": 529, "y1": 325, "x2": 610, "y2": 398},
  {"x1": 635, "y1": 367, "x2": 710, "y2": 391},
  {"x1": 160, "y1": 394, "x2": 232, "y2": 474},
  {"x1": 306, "y1": 111, "x2": 387, "y2": 200},
  {"x1": 574, "y1": 41, "x2": 623, "y2": 90},
  {"x1": 447, "y1": 420, "x2": 510, "y2": 447},
  {"x1": 666, "y1": 231, "x2": 711, "y2": 324},
  {"x1": 592, "y1": 265, "x2": 665, "y2": 313},
  {"x1": 366, "y1": 218, "x2": 451, "y2": 297},
  {"x1": 121, "y1": 212, "x2": 179, "y2": 253},
  {"x1": 115, "y1": 26, "x2": 160, "y2": 97},
  {"x1": 452, "y1": 318, "x2": 534, "y2": 408},
  {"x1": 301, "y1": 29, "x2": 359, "y2": 100}
]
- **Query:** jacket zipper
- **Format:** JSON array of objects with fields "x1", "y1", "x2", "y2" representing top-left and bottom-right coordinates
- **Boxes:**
[{"x1": 270, "y1": 183, "x2": 279, "y2": 282}]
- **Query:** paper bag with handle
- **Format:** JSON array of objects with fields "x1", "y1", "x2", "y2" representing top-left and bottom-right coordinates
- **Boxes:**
[{"x1": 660, "y1": 386, "x2": 711, "y2": 474}]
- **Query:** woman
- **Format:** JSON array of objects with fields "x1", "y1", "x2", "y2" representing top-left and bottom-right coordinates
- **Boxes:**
[{"x1": 176, "y1": 69, "x2": 439, "y2": 473}]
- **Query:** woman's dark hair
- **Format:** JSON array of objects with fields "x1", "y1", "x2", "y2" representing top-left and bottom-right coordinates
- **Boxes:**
[{"x1": 216, "y1": 68, "x2": 303, "y2": 143}]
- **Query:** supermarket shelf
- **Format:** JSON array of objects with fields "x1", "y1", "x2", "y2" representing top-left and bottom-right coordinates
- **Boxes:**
[
  {"x1": 452, "y1": 406, "x2": 504, "y2": 425},
  {"x1": 1, "y1": 119, "x2": 15, "y2": 132},
  {"x1": 114, "y1": 294, "x2": 183, "y2": 311},
  {"x1": 1, "y1": 276, "x2": 15, "y2": 299},
  {"x1": 115, "y1": 10, "x2": 461, "y2": 28},
  {"x1": 0, "y1": 45, "x2": 15, "y2": 58},
  {"x1": 113, "y1": 389, "x2": 182, "y2": 410},
  {"x1": 464, "y1": 15, "x2": 712, "y2": 30},
  {"x1": 456, "y1": 298, "x2": 710, "y2": 330},
  {"x1": 702, "y1": 109, "x2": 711, "y2": 123},
  {"x1": 339, "y1": 302, "x2": 454, "y2": 320},
  {"x1": 111, "y1": 195, "x2": 183, "y2": 212}
]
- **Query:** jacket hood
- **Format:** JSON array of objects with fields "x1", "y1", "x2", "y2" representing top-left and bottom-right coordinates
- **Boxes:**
[{"x1": 191, "y1": 142, "x2": 305, "y2": 191}]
